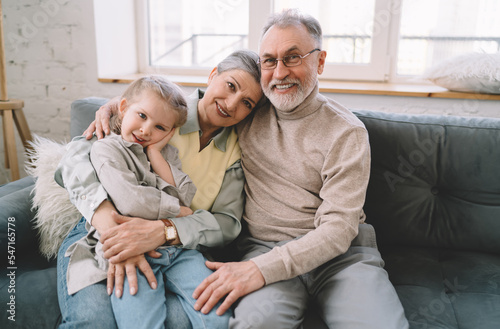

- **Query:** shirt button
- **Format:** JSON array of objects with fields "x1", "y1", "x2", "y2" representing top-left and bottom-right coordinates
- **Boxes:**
[
  {"x1": 81, "y1": 195, "x2": 86, "y2": 200},
  {"x1": 90, "y1": 203, "x2": 95, "y2": 208}
]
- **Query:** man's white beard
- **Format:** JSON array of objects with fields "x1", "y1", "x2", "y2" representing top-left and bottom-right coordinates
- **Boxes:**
[{"x1": 263, "y1": 73, "x2": 317, "y2": 112}]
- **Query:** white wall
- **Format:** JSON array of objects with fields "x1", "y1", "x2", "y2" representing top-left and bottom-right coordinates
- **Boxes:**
[
  {"x1": 1, "y1": 0, "x2": 125, "y2": 184},
  {"x1": 1, "y1": 0, "x2": 499, "y2": 184}
]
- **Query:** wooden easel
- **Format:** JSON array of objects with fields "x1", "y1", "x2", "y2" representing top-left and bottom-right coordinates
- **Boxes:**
[{"x1": 0, "y1": 0, "x2": 32, "y2": 181}]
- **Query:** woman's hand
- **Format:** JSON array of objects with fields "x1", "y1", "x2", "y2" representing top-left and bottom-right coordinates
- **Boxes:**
[
  {"x1": 100, "y1": 211, "x2": 166, "y2": 263},
  {"x1": 83, "y1": 97, "x2": 120, "y2": 140},
  {"x1": 107, "y1": 252, "x2": 160, "y2": 298}
]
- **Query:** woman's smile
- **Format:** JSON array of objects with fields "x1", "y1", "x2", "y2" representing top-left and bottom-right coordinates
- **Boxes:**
[{"x1": 216, "y1": 102, "x2": 230, "y2": 118}]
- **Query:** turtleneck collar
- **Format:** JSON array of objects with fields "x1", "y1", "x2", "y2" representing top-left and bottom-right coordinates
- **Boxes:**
[{"x1": 272, "y1": 82, "x2": 325, "y2": 120}]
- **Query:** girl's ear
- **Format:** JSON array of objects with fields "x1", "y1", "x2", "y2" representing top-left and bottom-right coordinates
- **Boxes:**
[
  {"x1": 207, "y1": 67, "x2": 218, "y2": 86},
  {"x1": 118, "y1": 98, "x2": 128, "y2": 114}
]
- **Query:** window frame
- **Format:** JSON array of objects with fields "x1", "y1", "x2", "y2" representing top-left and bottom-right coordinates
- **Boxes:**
[
  {"x1": 136, "y1": 0, "x2": 401, "y2": 82},
  {"x1": 133, "y1": 0, "x2": 497, "y2": 84}
]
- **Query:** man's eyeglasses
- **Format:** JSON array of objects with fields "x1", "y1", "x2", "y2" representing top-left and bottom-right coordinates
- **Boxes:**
[{"x1": 258, "y1": 48, "x2": 321, "y2": 70}]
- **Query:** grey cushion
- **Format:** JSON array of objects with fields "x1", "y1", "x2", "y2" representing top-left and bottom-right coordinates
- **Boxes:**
[
  {"x1": 355, "y1": 110, "x2": 500, "y2": 329},
  {"x1": 355, "y1": 110, "x2": 500, "y2": 253},
  {"x1": 70, "y1": 97, "x2": 108, "y2": 138}
]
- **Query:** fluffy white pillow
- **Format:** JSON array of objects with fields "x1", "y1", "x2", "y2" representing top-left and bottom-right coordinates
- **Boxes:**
[
  {"x1": 25, "y1": 135, "x2": 82, "y2": 260},
  {"x1": 423, "y1": 52, "x2": 500, "y2": 94}
]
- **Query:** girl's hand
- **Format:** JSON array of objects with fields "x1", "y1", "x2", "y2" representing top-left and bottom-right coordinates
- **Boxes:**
[
  {"x1": 147, "y1": 128, "x2": 176, "y2": 154},
  {"x1": 107, "y1": 253, "x2": 159, "y2": 298}
]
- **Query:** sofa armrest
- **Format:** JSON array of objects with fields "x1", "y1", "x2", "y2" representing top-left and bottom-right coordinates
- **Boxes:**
[{"x1": 0, "y1": 178, "x2": 39, "y2": 266}]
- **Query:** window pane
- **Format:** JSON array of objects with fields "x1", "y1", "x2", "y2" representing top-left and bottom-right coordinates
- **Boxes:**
[
  {"x1": 148, "y1": 0, "x2": 248, "y2": 69},
  {"x1": 397, "y1": 0, "x2": 500, "y2": 76},
  {"x1": 274, "y1": 0, "x2": 376, "y2": 64}
]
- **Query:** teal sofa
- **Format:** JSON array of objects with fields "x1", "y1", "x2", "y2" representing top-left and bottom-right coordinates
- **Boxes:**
[{"x1": 1, "y1": 97, "x2": 500, "y2": 328}]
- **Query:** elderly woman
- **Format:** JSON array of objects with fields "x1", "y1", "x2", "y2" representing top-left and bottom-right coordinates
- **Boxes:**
[{"x1": 55, "y1": 50, "x2": 264, "y2": 329}]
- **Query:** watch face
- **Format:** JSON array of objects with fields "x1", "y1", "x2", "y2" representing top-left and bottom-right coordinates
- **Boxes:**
[{"x1": 166, "y1": 227, "x2": 176, "y2": 240}]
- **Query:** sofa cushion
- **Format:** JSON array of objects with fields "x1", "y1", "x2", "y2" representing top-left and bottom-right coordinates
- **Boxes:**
[
  {"x1": 0, "y1": 267, "x2": 59, "y2": 327},
  {"x1": 354, "y1": 110, "x2": 500, "y2": 254},
  {"x1": 382, "y1": 246, "x2": 500, "y2": 329},
  {"x1": 0, "y1": 179, "x2": 38, "y2": 258},
  {"x1": 70, "y1": 97, "x2": 108, "y2": 138}
]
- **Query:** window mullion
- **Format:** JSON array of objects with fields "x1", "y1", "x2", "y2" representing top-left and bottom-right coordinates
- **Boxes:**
[
  {"x1": 249, "y1": 0, "x2": 273, "y2": 52},
  {"x1": 386, "y1": 0, "x2": 403, "y2": 83},
  {"x1": 368, "y1": 0, "x2": 395, "y2": 81},
  {"x1": 135, "y1": 0, "x2": 149, "y2": 74}
]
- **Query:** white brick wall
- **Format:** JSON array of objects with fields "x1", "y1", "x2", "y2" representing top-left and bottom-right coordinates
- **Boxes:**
[
  {"x1": 1, "y1": 0, "x2": 125, "y2": 184},
  {"x1": 1, "y1": 0, "x2": 499, "y2": 184}
]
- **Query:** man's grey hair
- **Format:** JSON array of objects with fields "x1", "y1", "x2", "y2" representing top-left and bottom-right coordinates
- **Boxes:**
[{"x1": 261, "y1": 8, "x2": 323, "y2": 48}]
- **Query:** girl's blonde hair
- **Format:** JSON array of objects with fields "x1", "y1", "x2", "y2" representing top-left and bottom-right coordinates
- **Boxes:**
[{"x1": 111, "y1": 75, "x2": 188, "y2": 134}]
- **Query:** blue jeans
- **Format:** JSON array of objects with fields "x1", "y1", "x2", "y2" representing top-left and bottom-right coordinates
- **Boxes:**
[
  {"x1": 111, "y1": 247, "x2": 231, "y2": 329},
  {"x1": 57, "y1": 217, "x2": 192, "y2": 329}
]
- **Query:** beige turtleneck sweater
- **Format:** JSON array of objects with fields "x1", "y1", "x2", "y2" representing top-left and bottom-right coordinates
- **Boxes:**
[{"x1": 237, "y1": 84, "x2": 371, "y2": 285}]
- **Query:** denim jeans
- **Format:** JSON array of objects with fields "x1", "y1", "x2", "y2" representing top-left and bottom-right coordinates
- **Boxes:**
[
  {"x1": 57, "y1": 217, "x2": 192, "y2": 329},
  {"x1": 111, "y1": 247, "x2": 231, "y2": 329}
]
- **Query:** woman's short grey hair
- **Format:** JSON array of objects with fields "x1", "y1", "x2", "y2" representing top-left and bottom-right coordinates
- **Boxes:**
[
  {"x1": 262, "y1": 8, "x2": 322, "y2": 48},
  {"x1": 112, "y1": 75, "x2": 188, "y2": 134},
  {"x1": 216, "y1": 49, "x2": 261, "y2": 84}
]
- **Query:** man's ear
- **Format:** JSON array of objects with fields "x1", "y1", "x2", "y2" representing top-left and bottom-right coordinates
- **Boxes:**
[
  {"x1": 317, "y1": 50, "x2": 327, "y2": 75},
  {"x1": 118, "y1": 98, "x2": 128, "y2": 114},
  {"x1": 207, "y1": 67, "x2": 218, "y2": 86}
]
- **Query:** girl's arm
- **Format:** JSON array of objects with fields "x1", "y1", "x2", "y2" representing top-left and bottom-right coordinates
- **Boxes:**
[{"x1": 91, "y1": 138, "x2": 182, "y2": 220}]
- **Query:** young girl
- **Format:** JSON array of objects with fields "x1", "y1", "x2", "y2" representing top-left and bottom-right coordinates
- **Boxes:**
[{"x1": 65, "y1": 75, "x2": 231, "y2": 329}]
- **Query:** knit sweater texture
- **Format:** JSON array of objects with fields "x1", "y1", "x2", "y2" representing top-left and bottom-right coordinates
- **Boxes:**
[{"x1": 237, "y1": 84, "x2": 371, "y2": 284}]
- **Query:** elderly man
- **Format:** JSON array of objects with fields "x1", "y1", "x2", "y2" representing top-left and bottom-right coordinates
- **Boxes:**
[{"x1": 192, "y1": 9, "x2": 409, "y2": 329}]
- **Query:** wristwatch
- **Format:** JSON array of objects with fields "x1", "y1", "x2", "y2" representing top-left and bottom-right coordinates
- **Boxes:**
[{"x1": 160, "y1": 219, "x2": 178, "y2": 244}]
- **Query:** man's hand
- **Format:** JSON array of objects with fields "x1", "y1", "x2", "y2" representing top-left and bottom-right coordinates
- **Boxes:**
[
  {"x1": 107, "y1": 253, "x2": 160, "y2": 298},
  {"x1": 100, "y1": 211, "x2": 166, "y2": 263},
  {"x1": 193, "y1": 260, "x2": 265, "y2": 316}
]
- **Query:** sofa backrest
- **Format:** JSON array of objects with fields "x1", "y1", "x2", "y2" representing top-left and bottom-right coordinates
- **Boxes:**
[
  {"x1": 354, "y1": 110, "x2": 500, "y2": 254},
  {"x1": 70, "y1": 97, "x2": 108, "y2": 138}
]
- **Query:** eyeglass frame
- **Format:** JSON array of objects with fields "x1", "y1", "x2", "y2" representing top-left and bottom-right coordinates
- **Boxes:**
[{"x1": 257, "y1": 48, "x2": 321, "y2": 70}]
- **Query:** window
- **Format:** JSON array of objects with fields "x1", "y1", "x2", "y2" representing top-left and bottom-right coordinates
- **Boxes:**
[
  {"x1": 146, "y1": 0, "x2": 249, "y2": 70},
  {"x1": 137, "y1": 0, "x2": 500, "y2": 83},
  {"x1": 395, "y1": 0, "x2": 500, "y2": 80}
]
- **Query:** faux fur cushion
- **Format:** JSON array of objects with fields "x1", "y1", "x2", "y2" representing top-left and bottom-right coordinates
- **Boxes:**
[
  {"x1": 25, "y1": 135, "x2": 82, "y2": 260},
  {"x1": 423, "y1": 52, "x2": 500, "y2": 94}
]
